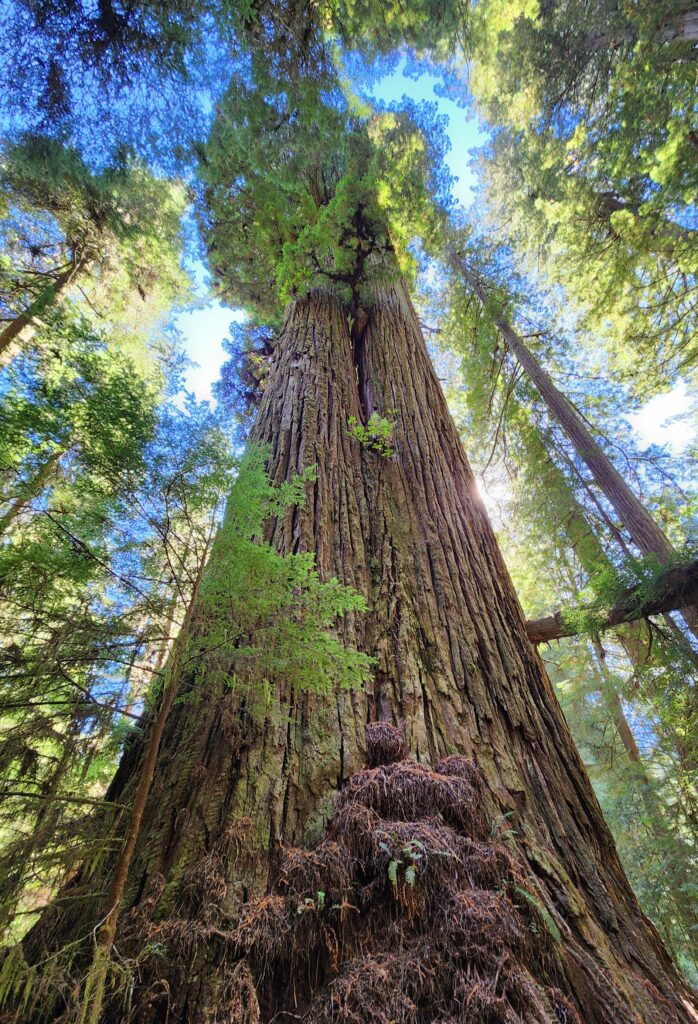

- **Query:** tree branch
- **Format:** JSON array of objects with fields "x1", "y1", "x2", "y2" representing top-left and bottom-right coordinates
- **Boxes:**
[{"x1": 526, "y1": 560, "x2": 698, "y2": 644}]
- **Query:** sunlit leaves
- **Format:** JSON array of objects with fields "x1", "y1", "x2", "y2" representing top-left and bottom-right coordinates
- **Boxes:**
[
  {"x1": 0, "y1": 135, "x2": 190, "y2": 339},
  {"x1": 469, "y1": 0, "x2": 698, "y2": 395}
]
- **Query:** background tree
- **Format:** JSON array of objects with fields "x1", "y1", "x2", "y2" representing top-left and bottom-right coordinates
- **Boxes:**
[
  {"x1": 0, "y1": 135, "x2": 189, "y2": 359},
  {"x1": 0, "y1": 1, "x2": 696, "y2": 1021},
  {"x1": 438, "y1": 226, "x2": 698, "y2": 640},
  {"x1": 467, "y1": 0, "x2": 698, "y2": 395},
  {"x1": 433, "y1": 269, "x2": 698, "y2": 976},
  {"x1": 0, "y1": 307, "x2": 235, "y2": 938}
]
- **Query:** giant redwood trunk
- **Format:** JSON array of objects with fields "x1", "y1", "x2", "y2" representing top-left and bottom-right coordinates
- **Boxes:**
[{"x1": 23, "y1": 280, "x2": 697, "y2": 1023}]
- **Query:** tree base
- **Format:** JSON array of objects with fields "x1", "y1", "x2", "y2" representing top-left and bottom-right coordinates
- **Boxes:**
[{"x1": 93, "y1": 725, "x2": 693, "y2": 1024}]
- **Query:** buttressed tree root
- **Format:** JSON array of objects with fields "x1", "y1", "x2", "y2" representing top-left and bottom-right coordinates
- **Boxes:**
[{"x1": 84, "y1": 723, "x2": 689, "y2": 1024}]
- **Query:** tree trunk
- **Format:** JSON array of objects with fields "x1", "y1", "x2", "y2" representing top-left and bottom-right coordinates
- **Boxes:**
[
  {"x1": 585, "y1": 11, "x2": 698, "y2": 54},
  {"x1": 449, "y1": 249, "x2": 698, "y2": 643},
  {"x1": 23, "y1": 282, "x2": 697, "y2": 1022},
  {"x1": 0, "y1": 262, "x2": 81, "y2": 360},
  {"x1": 589, "y1": 637, "x2": 698, "y2": 949},
  {"x1": 0, "y1": 449, "x2": 63, "y2": 534},
  {"x1": 525, "y1": 558, "x2": 698, "y2": 643},
  {"x1": 76, "y1": 538, "x2": 210, "y2": 1024},
  {"x1": 515, "y1": 446, "x2": 697, "y2": 832},
  {"x1": 553, "y1": 438, "x2": 698, "y2": 666}
]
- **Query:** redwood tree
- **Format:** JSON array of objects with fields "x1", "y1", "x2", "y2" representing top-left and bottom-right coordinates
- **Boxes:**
[{"x1": 15, "y1": 59, "x2": 698, "y2": 1024}]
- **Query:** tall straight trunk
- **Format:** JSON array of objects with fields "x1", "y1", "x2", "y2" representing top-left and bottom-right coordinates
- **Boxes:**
[
  {"x1": 76, "y1": 538, "x2": 210, "y2": 1024},
  {"x1": 0, "y1": 449, "x2": 62, "y2": 534},
  {"x1": 517, "y1": 416, "x2": 698, "y2": 846},
  {"x1": 449, "y1": 249, "x2": 698, "y2": 642},
  {"x1": 24, "y1": 281, "x2": 697, "y2": 1022},
  {"x1": 555, "y1": 437, "x2": 698, "y2": 665},
  {"x1": 0, "y1": 261, "x2": 82, "y2": 360},
  {"x1": 525, "y1": 468, "x2": 697, "y2": 834},
  {"x1": 589, "y1": 637, "x2": 698, "y2": 948}
]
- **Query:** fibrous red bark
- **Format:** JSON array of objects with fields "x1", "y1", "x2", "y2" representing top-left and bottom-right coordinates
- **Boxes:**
[{"x1": 22, "y1": 280, "x2": 698, "y2": 1023}]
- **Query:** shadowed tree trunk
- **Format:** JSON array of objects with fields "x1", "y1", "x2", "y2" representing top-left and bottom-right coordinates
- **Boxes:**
[
  {"x1": 23, "y1": 280, "x2": 698, "y2": 1023},
  {"x1": 0, "y1": 449, "x2": 63, "y2": 535},
  {"x1": 588, "y1": 636, "x2": 698, "y2": 944},
  {"x1": 586, "y1": 10, "x2": 698, "y2": 53}
]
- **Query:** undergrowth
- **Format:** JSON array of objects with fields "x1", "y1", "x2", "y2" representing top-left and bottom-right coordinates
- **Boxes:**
[{"x1": 0, "y1": 724, "x2": 684, "y2": 1024}]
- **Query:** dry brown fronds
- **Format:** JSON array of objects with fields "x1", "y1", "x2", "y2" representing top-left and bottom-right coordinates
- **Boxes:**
[
  {"x1": 305, "y1": 950, "x2": 428, "y2": 1024},
  {"x1": 436, "y1": 887, "x2": 529, "y2": 955},
  {"x1": 217, "y1": 961, "x2": 261, "y2": 1024},
  {"x1": 365, "y1": 722, "x2": 406, "y2": 767},
  {"x1": 179, "y1": 848, "x2": 228, "y2": 924},
  {"x1": 336, "y1": 758, "x2": 488, "y2": 838},
  {"x1": 235, "y1": 895, "x2": 290, "y2": 959},
  {"x1": 91, "y1": 729, "x2": 638, "y2": 1024},
  {"x1": 278, "y1": 842, "x2": 352, "y2": 906}
]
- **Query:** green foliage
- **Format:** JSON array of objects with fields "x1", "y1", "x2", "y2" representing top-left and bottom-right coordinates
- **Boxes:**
[
  {"x1": 0, "y1": 134, "x2": 190, "y2": 338},
  {"x1": 347, "y1": 412, "x2": 396, "y2": 457},
  {"x1": 224, "y1": 0, "x2": 468, "y2": 83},
  {"x1": 198, "y1": 444, "x2": 372, "y2": 699},
  {"x1": 468, "y1": 0, "x2": 698, "y2": 394},
  {"x1": 199, "y1": 69, "x2": 444, "y2": 323},
  {"x1": 1, "y1": 0, "x2": 696, "y2": 999},
  {"x1": 378, "y1": 833, "x2": 426, "y2": 893},
  {"x1": 553, "y1": 654, "x2": 698, "y2": 983},
  {"x1": 0, "y1": 0, "x2": 222, "y2": 168},
  {"x1": 1, "y1": 305, "x2": 161, "y2": 484},
  {"x1": 0, "y1": 306, "x2": 234, "y2": 938},
  {"x1": 549, "y1": 552, "x2": 696, "y2": 639},
  {"x1": 433, "y1": 251, "x2": 698, "y2": 976}
]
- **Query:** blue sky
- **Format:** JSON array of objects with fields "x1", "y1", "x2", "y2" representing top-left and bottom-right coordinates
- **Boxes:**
[{"x1": 175, "y1": 63, "x2": 694, "y2": 457}]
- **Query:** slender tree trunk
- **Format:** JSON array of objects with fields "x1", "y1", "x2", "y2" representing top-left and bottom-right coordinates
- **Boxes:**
[
  {"x1": 517, "y1": 453, "x2": 697, "y2": 833},
  {"x1": 555, "y1": 438, "x2": 698, "y2": 665},
  {"x1": 0, "y1": 449, "x2": 63, "y2": 534},
  {"x1": 589, "y1": 640, "x2": 655, "y2": 773},
  {"x1": 589, "y1": 637, "x2": 698, "y2": 948},
  {"x1": 664, "y1": 9, "x2": 698, "y2": 44},
  {"x1": 449, "y1": 249, "x2": 698, "y2": 642},
  {"x1": 0, "y1": 261, "x2": 82, "y2": 359},
  {"x1": 24, "y1": 282, "x2": 697, "y2": 1022},
  {"x1": 77, "y1": 537, "x2": 210, "y2": 1024},
  {"x1": 585, "y1": 11, "x2": 698, "y2": 53}
]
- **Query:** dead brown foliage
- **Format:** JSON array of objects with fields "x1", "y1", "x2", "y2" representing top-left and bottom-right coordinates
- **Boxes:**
[
  {"x1": 365, "y1": 721, "x2": 406, "y2": 766},
  {"x1": 108, "y1": 732, "x2": 646, "y2": 1024},
  {"x1": 236, "y1": 895, "x2": 290, "y2": 959},
  {"x1": 221, "y1": 746, "x2": 577, "y2": 1024},
  {"x1": 336, "y1": 759, "x2": 489, "y2": 838}
]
